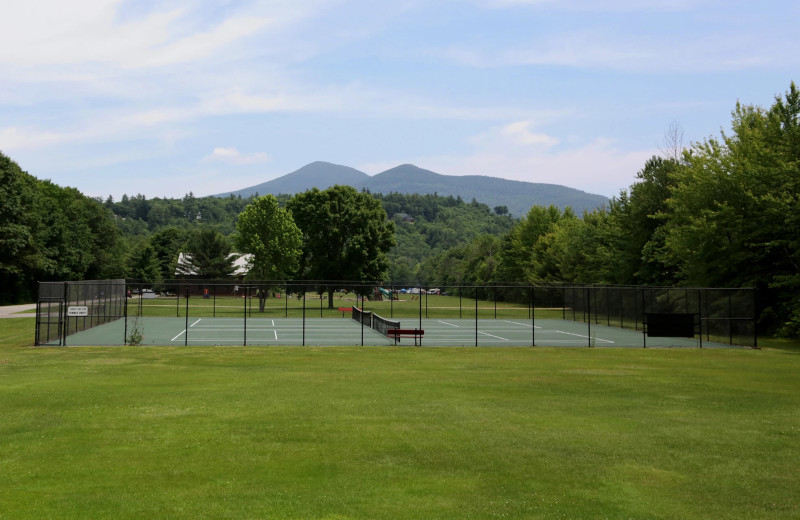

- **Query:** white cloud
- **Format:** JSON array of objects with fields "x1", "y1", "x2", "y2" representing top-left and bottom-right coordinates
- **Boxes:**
[
  {"x1": 0, "y1": 1, "x2": 270, "y2": 68},
  {"x1": 477, "y1": 0, "x2": 703, "y2": 12},
  {"x1": 0, "y1": 126, "x2": 76, "y2": 151},
  {"x1": 500, "y1": 121, "x2": 560, "y2": 147},
  {"x1": 203, "y1": 147, "x2": 270, "y2": 165}
]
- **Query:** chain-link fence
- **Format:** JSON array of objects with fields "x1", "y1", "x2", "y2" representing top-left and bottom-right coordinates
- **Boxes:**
[
  {"x1": 37, "y1": 279, "x2": 757, "y2": 347},
  {"x1": 36, "y1": 280, "x2": 126, "y2": 346}
]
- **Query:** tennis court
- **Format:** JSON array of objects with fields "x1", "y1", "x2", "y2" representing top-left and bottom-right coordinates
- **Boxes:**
[
  {"x1": 36, "y1": 280, "x2": 756, "y2": 348},
  {"x1": 50, "y1": 314, "x2": 731, "y2": 348}
]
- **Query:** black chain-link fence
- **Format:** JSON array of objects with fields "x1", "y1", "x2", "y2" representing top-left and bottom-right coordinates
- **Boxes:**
[
  {"x1": 36, "y1": 279, "x2": 126, "y2": 346},
  {"x1": 37, "y1": 279, "x2": 757, "y2": 347}
]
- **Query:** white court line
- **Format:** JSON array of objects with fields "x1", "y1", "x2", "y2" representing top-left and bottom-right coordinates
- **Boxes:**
[
  {"x1": 478, "y1": 331, "x2": 508, "y2": 341},
  {"x1": 553, "y1": 329, "x2": 615, "y2": 344},
  {"x1": 172, "y1": 318, "x2": 203, "y2": 342},
  {"x1": 504, "y1": 320, "x2": 541, "y2": 329},
  {"x1": 437, "y1": 320, "x2": 460, "y2": 327},
  {"x1": 274, "y1": 330, "x2": 278, "y2": 340}
]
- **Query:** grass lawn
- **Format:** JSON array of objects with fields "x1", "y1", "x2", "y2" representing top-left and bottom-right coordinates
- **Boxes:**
[{"x1": 1, "y1": 318, "x2": 800, "y2": 519}]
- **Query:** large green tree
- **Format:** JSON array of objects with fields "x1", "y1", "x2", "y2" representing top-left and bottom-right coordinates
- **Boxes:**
[
  {"x1": 287, "y1": 186, "x2": 396, "y2": 306},
  {"x1": 234, "y1": 195, "x2": 303, "y2": 311},
  {"x1": 604, "y1": 156, "x2": 681, "y2": 285}
]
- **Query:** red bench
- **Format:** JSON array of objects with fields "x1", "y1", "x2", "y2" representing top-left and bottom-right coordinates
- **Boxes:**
[
  {"x1": 387, "y1": 328, "x2": 425, "y2": 346},
  {"x1": 338, "y1": 307, "x2": 351, "y2": 317}
]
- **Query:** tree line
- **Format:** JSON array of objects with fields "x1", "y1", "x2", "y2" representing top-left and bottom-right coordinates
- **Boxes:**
[
  {"x1": 1, "y1": 82, "x2": 797, "y2": 334},
  {"x1": 419, "y1": 83, "x2": 800, "y2": 336}
]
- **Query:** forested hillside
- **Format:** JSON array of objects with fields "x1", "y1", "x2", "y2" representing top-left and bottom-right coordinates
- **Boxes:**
[
  {"x1": 2, "y1": 83, "x2": 798, "y2": 335},
  {"x1": 0, "y1": 154, "x2": 126, "y2": 302}
]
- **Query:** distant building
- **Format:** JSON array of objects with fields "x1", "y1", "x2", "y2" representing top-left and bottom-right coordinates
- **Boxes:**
[{"x1": 175, "y1": 252, "x2": 253, "y2": 278}]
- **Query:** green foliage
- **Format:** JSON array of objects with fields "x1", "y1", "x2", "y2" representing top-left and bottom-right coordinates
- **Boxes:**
[
  {"x1": 0, "y1": 154, "x2": 42, "y2": 302},
  {"x1": 605, "y1": 156, "x2": 681, "y2": 285},
  {"x1": 495, "y1": 205, "x2": 574, "y2": 282},
  {"x1": 287, "y1": 185, "x2": 396, "y2": 282},
  {"x1": 234, "y1": 195, "x2": 302, "y2": 280},
  {"x1": 126, "y1": 316, "x2": 144, "y2": 345},
  {"x1": 175, "y1": 228, "x2": 235, "y2": 279},
  {"x1": 377, "y1": 192, "x2": 515, "y2": 282},
  {"x1": 148, "y1": 227, "x2": 187, "y2": 280},
  {"x1": 0, "y1": 153, "x2": 124, "y2": 303},
  {"x1": 658, "y1": 82, "x2": 800, "y2": 333},
  {"x1": 128, "y1": 245, "x2": 162, "y2": 283}
]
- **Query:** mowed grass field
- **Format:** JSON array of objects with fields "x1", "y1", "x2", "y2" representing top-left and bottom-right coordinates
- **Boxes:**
[{"x1": 2, "y1": 318, "x2": 800, "y2": 519}]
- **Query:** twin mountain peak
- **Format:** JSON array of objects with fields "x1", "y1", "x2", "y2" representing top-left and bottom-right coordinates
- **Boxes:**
[{"x1": 214, "y1": 161, "x2": 608, "y2": 217}]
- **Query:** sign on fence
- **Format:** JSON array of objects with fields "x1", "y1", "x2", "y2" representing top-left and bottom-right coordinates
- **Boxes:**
[{"x1": 67, "y1": 306, "x2": 89, "y2": 317}]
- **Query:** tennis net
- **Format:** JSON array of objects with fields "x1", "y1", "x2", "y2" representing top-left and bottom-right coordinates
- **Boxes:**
[{"x1": 351, "y1": 306, "x2": 400, "y2": 338}]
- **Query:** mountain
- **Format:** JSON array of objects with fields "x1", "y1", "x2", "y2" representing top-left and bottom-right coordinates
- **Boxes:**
[
  {"x1": 215, "y1": 161, "x2": 609, "y2": 217},
  {"x1": 219, "y1": 161, "x2": 370, "y2": 198},
  {"x1": 360, "y1": 164, "x2": 608, "y2": 216}
]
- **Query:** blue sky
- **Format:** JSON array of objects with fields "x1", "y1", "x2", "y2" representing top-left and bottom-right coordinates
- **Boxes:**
[{"x1": 1, "y1": 0, "x2": 797, "y2": 200}]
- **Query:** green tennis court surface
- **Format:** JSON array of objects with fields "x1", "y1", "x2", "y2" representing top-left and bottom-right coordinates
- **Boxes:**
[{"x1": 52, "y1": 316, "x2": 736, "y2": 348}]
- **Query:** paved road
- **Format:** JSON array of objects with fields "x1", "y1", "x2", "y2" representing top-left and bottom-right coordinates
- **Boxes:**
[{"x1": 0, "y1": 304, "x2": 37, "y2": 318}]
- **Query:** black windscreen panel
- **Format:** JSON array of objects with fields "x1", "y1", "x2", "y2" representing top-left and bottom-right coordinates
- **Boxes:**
[{"x1": 645, "y1": 313, "x2": 696, "y2": 337}]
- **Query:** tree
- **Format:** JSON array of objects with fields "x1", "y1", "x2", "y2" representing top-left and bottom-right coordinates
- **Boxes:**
[
  {"x1": 604, "y1": 156, "x2": 682, "y2": 285},
  {"x1": 659, "y1": 82, "x2": 800, "y2": 334},
  {"x1": 149, "y1": 227, "x2": 186, "y2": 280},
  {"x1": 176, "y1": 228, "x2": 236, "y2": 279},
  {"x1": 129, "y1": 245, "x2": 162, "y2": 283},
  {"x1": 496, "y1": 205, "x2": 573, "y2": 282},
  {"x1": 235, "y1": 195, "x2": 302, "y2": 311},
  {"x1": 0, "y1": 153, "x2": 44, "y2": 302},
  {"x1": 286, "y1": 185, "x2": 396, "y2": 306}
]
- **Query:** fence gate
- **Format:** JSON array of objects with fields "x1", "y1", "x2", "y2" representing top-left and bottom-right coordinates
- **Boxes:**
[{"x1": 36, "y1": 280, "x2": 126, "y2": 346}]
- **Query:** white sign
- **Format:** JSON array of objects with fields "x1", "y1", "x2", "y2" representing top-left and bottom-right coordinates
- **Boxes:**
[{"x1": 67, "y1": 306, "x2": 89, "y2": 317}]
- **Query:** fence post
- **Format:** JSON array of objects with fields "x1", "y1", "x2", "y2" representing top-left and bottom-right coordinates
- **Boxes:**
[
  {"x1": 184, "y1": 285, "x2": 190, "y2": 346},
  {"x1": 698, "y1": 290, "x2": 703, "y2": 349},
  {"x1": 61, "y1": 281, "x2": 69, "y2": 346},
  {"x1": 475, "y1": 286, "x2": 479, "y2": 347},
  {"x1": 531, "y1": 285, "x2": 535, "y2": 347},
  {"x1": 123, "y1": 284, "x2": 129, "y2": 345},
  {"x1": 753, "y1": 288, "x2": 758, "y2": 349},
  {"x1": 586, "y1": 286, "x2": 592, "y2": 348}
]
